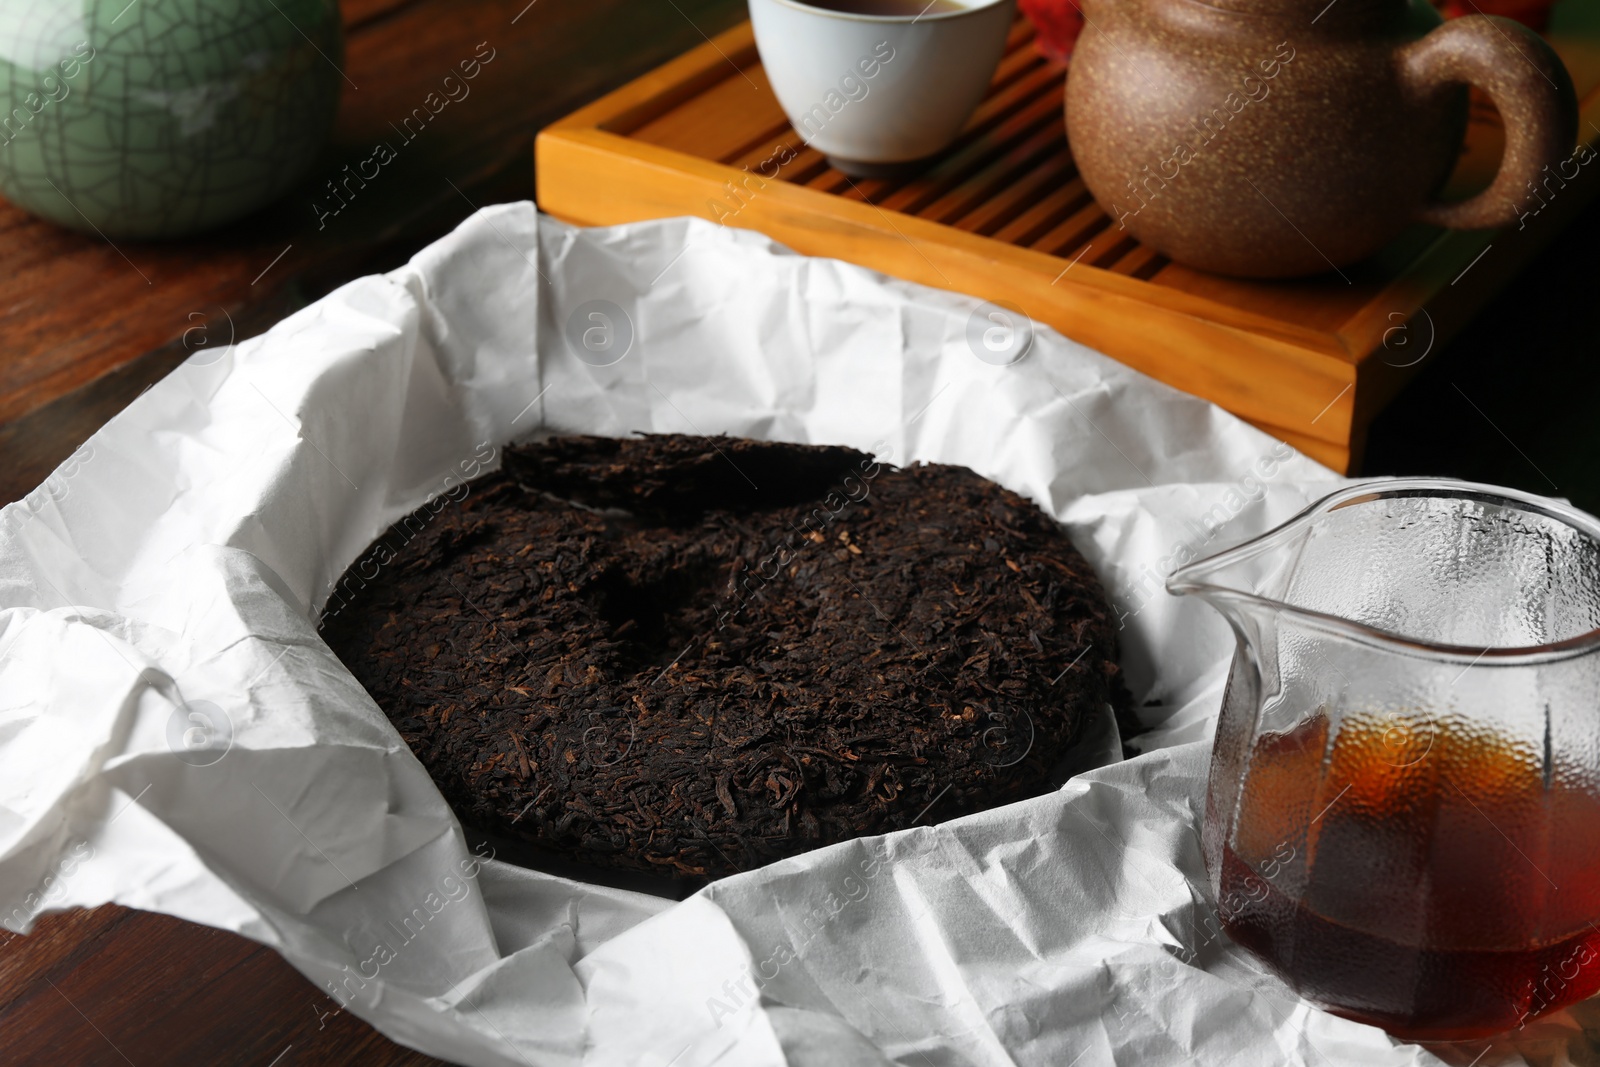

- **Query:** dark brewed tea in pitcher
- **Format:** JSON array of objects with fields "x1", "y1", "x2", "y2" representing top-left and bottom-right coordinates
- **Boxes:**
[
  {"x1": 1219, "y1": 714, "x2": 1600, "y2": 1040},
  {"x1": 1170, "y1": 481, "x2": 1600, "y2": 1040}
]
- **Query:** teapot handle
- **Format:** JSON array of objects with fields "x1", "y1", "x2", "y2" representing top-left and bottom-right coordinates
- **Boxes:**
[{"x1": 1398, "y1": 15, "x2": 1577, "y2": 229}]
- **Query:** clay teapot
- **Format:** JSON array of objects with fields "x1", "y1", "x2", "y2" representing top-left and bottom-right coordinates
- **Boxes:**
[{"x1": 1064, "y1": 0, "x2": 1578, "y2": 278}]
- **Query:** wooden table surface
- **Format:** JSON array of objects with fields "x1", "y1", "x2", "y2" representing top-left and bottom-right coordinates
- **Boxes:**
[{"x1": 1, "y1": 1, "x2": 1597, "y2": 1064}]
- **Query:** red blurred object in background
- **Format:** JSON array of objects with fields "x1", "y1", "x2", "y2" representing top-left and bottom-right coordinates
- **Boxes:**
[
  {"x1": 1436, "y1": 0, "x2": 1556, "y2": 31},
  {"x1": 1018, "y1": 0, "x2": 1084, "y2": 64}
]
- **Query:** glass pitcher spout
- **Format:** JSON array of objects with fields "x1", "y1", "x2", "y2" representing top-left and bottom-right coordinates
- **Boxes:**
[
  {"x1": 1165, "y1": 476, "x2": 1600, "y2": 1042},
  {"x1": 1164, "y1": 490, "x2": 1322, "y2": 643},
  {"x1": 1168, "y1": 478, "x2": 1600, "y2": 664}
]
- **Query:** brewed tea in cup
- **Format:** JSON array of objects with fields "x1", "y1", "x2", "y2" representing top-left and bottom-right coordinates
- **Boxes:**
[
  {"x1": 749, "y1": 0, "x2": 1015, "y2": 175},
  {"x1": 798, "y1": 0, "x2": 968, "y2": 13}
]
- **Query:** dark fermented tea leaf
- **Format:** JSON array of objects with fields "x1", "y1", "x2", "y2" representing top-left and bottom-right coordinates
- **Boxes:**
[{"x1": 321, "y1": 435, "x2": 1128, "y2": 887}]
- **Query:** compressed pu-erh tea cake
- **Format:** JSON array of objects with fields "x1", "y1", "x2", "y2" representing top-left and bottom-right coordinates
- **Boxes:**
[{"x1": 321, "y1": 435, "x2": 1126, "y2": 884}]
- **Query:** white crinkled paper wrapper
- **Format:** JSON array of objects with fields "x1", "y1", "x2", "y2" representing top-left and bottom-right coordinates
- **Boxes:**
[{"x1": 2, "y1": 206, "x2": 1590, "y2": 1066}]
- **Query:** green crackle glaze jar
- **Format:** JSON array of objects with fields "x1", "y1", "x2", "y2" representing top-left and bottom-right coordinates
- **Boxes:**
[{"x1": 0, "y1": 0, "x2": 342, "y2": 238}]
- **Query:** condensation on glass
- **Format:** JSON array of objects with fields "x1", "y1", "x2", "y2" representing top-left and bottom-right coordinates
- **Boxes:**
[{"x1": 1169, "y1": 479, "x2": 1600, "y2": 1040}]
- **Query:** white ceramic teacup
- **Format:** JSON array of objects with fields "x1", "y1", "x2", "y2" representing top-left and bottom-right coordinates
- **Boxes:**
[{"x1": 749, "y1": 0, "x2": 1016, "y2": 176}]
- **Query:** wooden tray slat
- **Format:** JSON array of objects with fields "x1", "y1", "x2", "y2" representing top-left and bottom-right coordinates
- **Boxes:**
[
  {"x1": 953, "y1": 149, "x2": 1077, "y2": 236},
  {"x1": 1081, "y1": 228, "x2": 1141, "y2": 276},
  {"x1": 990, "y1": 178, "x2": 1093, "y2": 245},
  {"x1": 911, "y1": 116, "x2": 1068, "y2": 225},
  {"x1": 537, "y1": 16, "x2": 1600, "y2": 472},
  {"x1": 831, "y1": 58, "x2": 1064, "y2": 207},
  {"x1": 1033, "y1": 197, "x2": 1112, "y2": 258},
  {"x1": 631, "y1": 66, "x2": 788, "y2": 162},
  {"x1": 1121, "y1": 245, "x2": 1170, "y2": 281}
]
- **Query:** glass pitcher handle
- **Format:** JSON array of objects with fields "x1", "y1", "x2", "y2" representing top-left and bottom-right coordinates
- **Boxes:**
[{"x1": 1399, "y1": 15, "x2": 1577, "y2": 230}]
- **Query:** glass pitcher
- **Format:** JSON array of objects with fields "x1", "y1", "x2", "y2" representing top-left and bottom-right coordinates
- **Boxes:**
[{"x1": 1167, "y1": 479, "x2": 1600, "y2": 1041}]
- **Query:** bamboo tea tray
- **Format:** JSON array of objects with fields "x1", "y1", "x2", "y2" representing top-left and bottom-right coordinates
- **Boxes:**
[{"x1": 537, "y1": 18, "x2": 1600, "y2": 473}]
